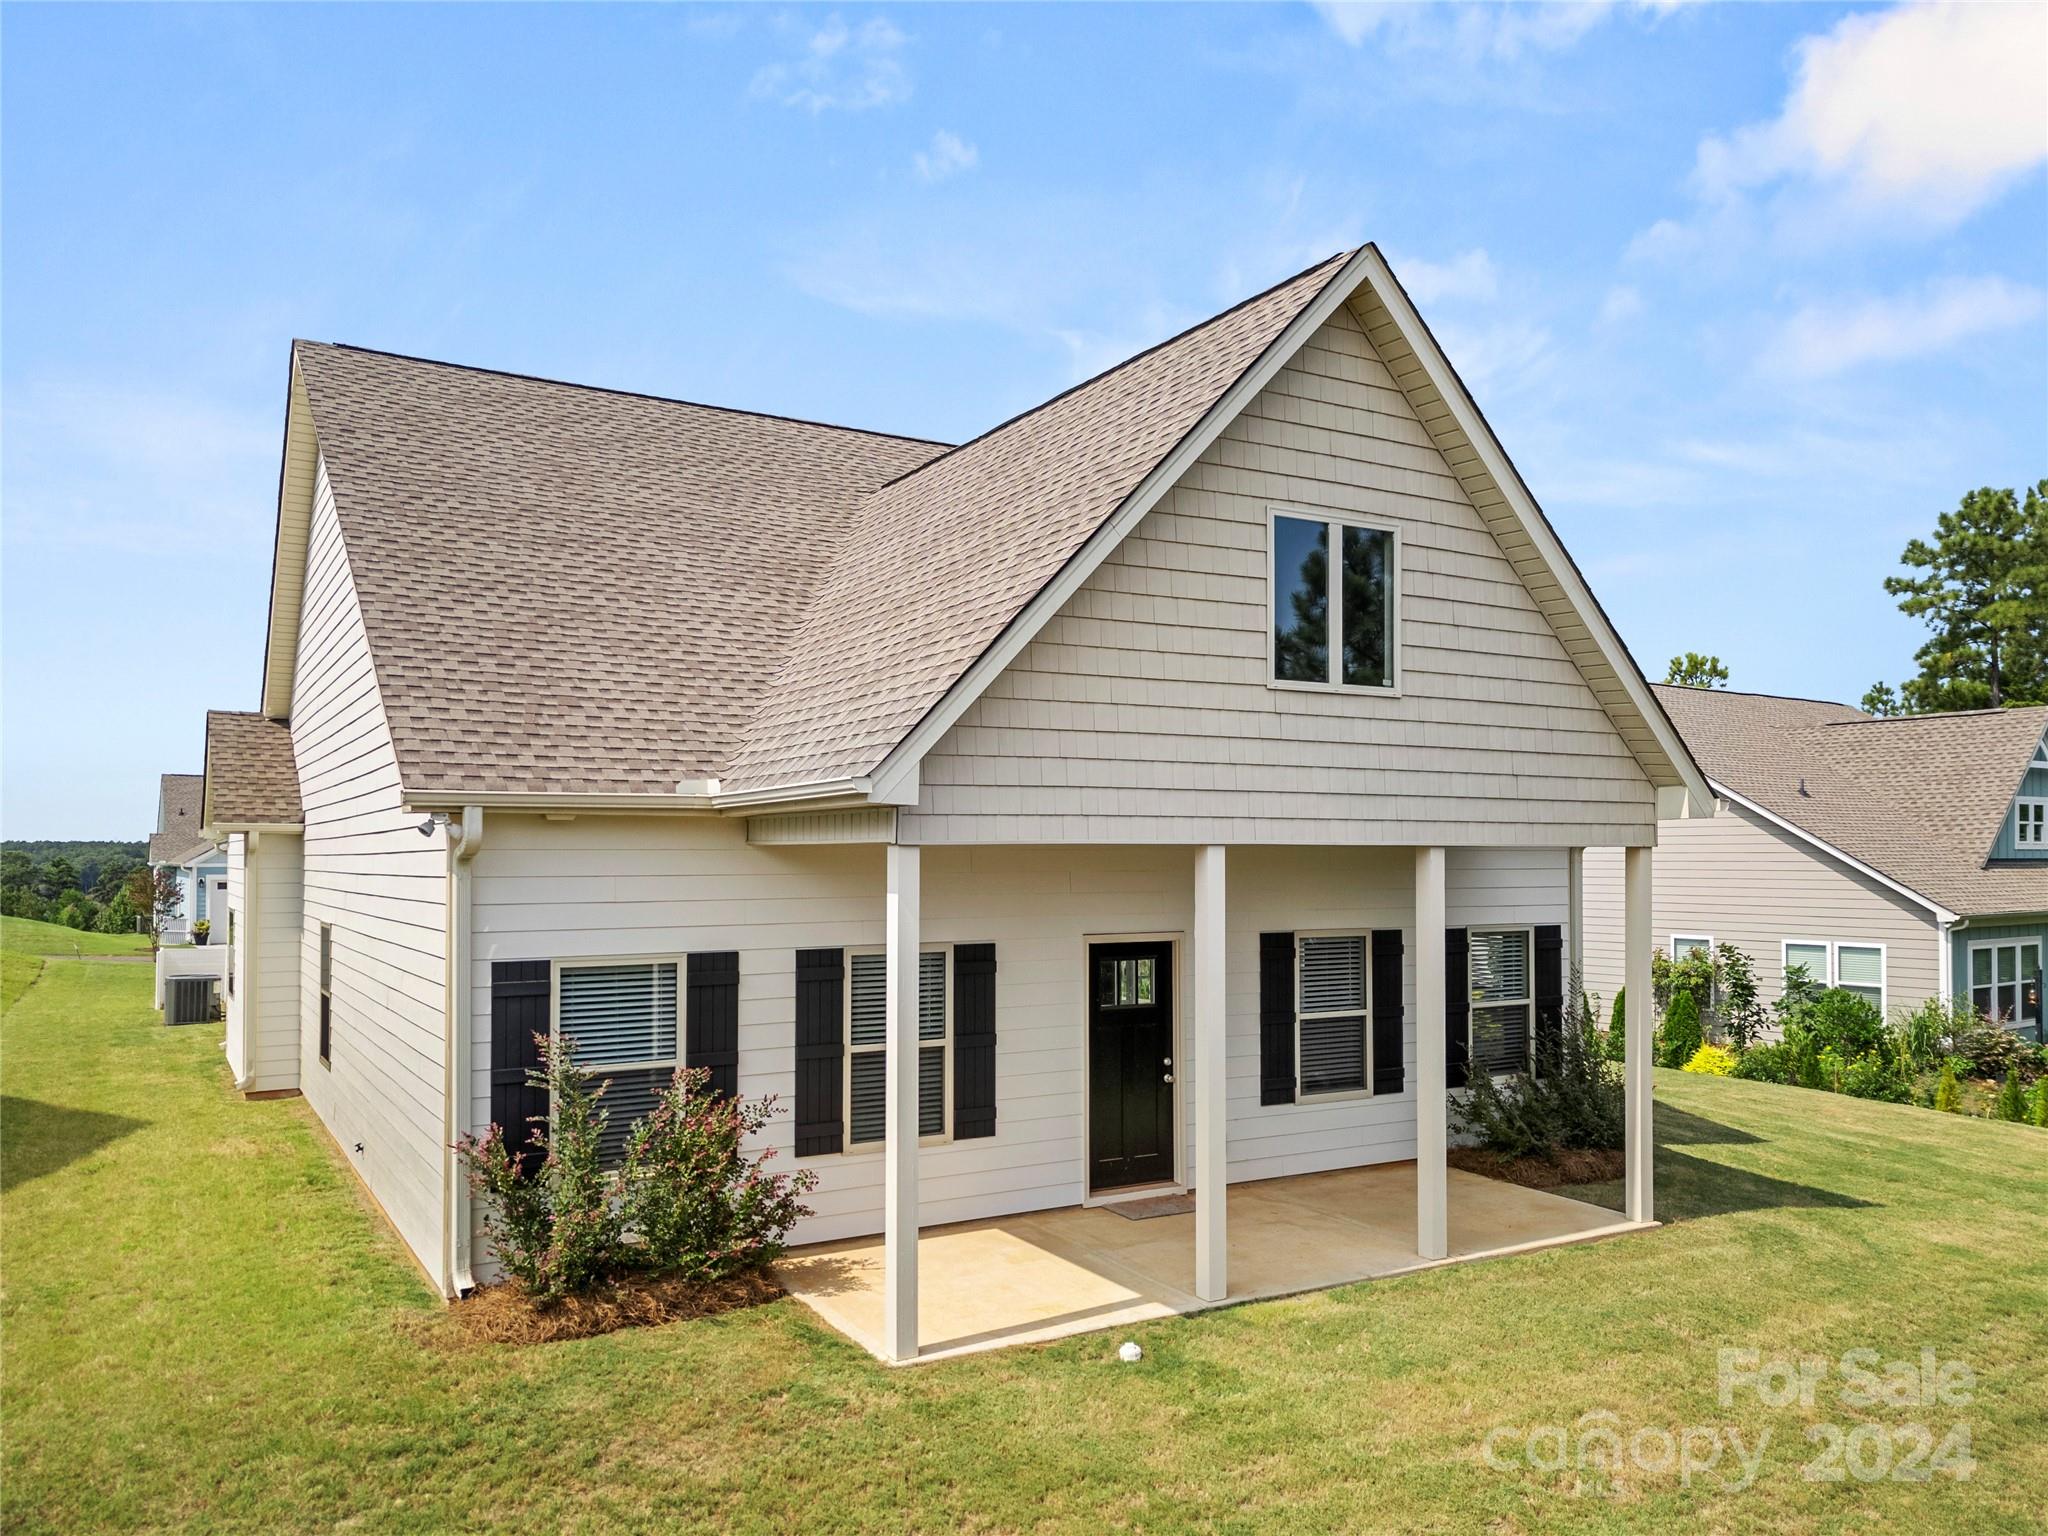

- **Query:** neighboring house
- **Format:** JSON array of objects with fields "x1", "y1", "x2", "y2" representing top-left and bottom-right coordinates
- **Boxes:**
[
  {"x1": 196, "y1": 244, "x2": 1711, "y2": 1359},
  {"x1": 1585, "y1": 687, "x2": 2048, "y2": 1039},
  {"x1": 147, "y1": 771, "x2": 226, "y2": 943}
]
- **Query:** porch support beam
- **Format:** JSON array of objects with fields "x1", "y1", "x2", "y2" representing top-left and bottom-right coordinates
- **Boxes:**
[
  {"x1": 1193, "y1": 844, "x2": 1227, "y2": 1303},
  {"x1": 883, "y1": 843, "x2": 921, "y2": 1362},
  {"x1": 1566, "y1": 848, "x2": 1585, "y2": 983},
  {"x1": 1414, "y1": 846, "x2": 1448, "y2": 1261},
  {"x1": 1624, "y1": 844, "x2": 1655, "y2": 1224}
]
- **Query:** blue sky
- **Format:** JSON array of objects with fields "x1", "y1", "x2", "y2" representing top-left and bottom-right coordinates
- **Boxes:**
[{"x1": 3, "y1": 2, "x2": 2044, "y2": 837}]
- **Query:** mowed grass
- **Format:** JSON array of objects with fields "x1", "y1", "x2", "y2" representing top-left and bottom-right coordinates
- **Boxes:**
[
  {"x1": 4, "y1": 960, "x2": 2046, "y2": 1535},
  {"x1": 1, "y1": 914, "x2": 153, "y2": 957}
]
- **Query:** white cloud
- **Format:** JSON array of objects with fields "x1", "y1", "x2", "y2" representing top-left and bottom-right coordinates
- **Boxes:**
[
  {"x1": 1696, "y1": 3, "x2": 2046, "y2": 228},
  {"x1": 1386, "y1": 248, "x2": 1497, "y2": 305},
  {"x1": 1598, "y1": 284, "x2": 1644, "y2": 325},
  {"x1": 1314, "y1": 1, "x2": 1694, "y2": 59},
  {"x1": 913, "y1": 130, "x2": 978, "y2": 183},
  {"x1": 1763, "y1": 275, "x2": 2045, "y2": 379},
  {"x1": 750, "y1": 15, "x2": 909, "y2": 113},
  {"x1": 1432, "y1": 318, "x2": 1553, "y2": 395}
]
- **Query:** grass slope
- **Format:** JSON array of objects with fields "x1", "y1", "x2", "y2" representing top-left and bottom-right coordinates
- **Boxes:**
[
  {"x1": 3, "y1": 960, "x2": 2045, "y2": 1534},
  {"x1": 1, "y1": 914, "x2": 153, "y2": 958}
]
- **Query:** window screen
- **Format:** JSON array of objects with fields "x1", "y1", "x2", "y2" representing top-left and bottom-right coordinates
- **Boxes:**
[
  {"x1": 1297, "y1": 935, "x2": 1367, "y2": 1096},
  {"x1": 1468, "y1": 929, "x2": 1532, "y2": 1077},
  {"x1": 848, "y1": 950, "x2": 949, "y2": 1144}
]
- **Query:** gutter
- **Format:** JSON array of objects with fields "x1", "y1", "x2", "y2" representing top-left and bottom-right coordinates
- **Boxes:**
[{"x1": 442, "y1": 806, "x2": 484, "y2": 1298}]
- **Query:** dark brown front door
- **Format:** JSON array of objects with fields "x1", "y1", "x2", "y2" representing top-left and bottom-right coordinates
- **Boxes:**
[{"x1": 1088, "y1": 940, "x2": 1175, "y2": 1191}]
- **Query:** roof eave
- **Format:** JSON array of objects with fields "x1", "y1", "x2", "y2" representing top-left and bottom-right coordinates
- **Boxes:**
[{"x1": 1710, "y1": 778, "x2": 1959, "y2": 924}]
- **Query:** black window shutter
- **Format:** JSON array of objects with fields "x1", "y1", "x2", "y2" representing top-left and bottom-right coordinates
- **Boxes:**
[
  {"x1": 1533, "y1": 925, "x2": 1565, "y2": 1077},
  {"x1": 685, "y1": 951, "x2": 740, "y2": 1100},
  {"x1": 1260, "y1": 932, "x2": 1296, "y2": 1106},
  {"x1": 952, "y1": 943, "x2": 998, "y2": 1140},
  {"x1": 1444, "y1": 928, "x2": 1469, "y2": 1090},
  {"x1": 794, "y1": 948, "x2": 845, "y2": 1157},
  {"x1": 489, "y1": 960, "x2": 551, "y2": 1177},
  {"x1": 1370, "y1": 928, "x2": 1404, "y2": 1095}
]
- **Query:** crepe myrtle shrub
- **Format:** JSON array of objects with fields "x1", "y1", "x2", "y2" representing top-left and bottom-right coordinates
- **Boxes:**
[
  {"x1": 1953, "y1": 1022, "x2": 2044, "y2": 1083},
  {"x1": 617, "y1": 1067, "x2": 817, "y2": 1284},
  {"x1": 1451, "y1": 979, "x2": 1624, "y2": 1160},
  {"x1": 1714, "y1": 944, "x2": 1768, "y2": 1052}
]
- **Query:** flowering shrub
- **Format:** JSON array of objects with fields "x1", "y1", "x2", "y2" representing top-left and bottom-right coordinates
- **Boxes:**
[
  {"x1": 458, "y1": 1037, "x2": 816, "y2": 1301},
  {"x1": 620, "y1": 1067, "x2": 818, "y2": 1283},
  {"x1": 1682, "y1": 1043, "x2": 1737, "y2": 1076}
]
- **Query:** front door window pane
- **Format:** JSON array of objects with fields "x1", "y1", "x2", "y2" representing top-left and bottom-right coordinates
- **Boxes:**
[{"x1": 1272, "y1": 515, "x2": 1329, "y2": 683}]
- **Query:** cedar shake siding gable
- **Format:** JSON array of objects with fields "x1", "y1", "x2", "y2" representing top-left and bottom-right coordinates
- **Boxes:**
[{"x1": 899, "y1": 301, "x2": 1659, "y2": 847}]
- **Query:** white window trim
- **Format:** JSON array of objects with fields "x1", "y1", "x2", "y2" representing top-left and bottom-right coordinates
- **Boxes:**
[
  {"x1": 844, "y1": 943, "x2": 953, "y2": 1152},
  {"x1": 1778, "y1": 939, "x2": 1887, "y2": 1015},
  {"x1": 549, "y1": 955, "x2": 684, "y2": 1148},
  {"x1": 1966, "y1": 938, "x2": 2043, "y2": 1031},
  {"x1": 1467, "y1": 925, "x2": 1536, "y2": 1079},
  {"x1": 1670, "y1": 934, "x2": 1714, "y2": 960},
  {"x1": 1266, "y1": 505, "x2": 1402, "y2": 696},
  {"x1": 2014, "y1": 796, "x2": 2047, "y2": 847},
  {"x1": 1294, "y1": 929, "x2": 1373, "y2": 1103}
]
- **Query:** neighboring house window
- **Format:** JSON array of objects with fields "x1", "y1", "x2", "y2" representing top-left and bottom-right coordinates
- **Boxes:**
[
  {"x1": 2014, "y1": 797, "x2": 2046, "y2": 848},
  {"x1": 227, "y1": 909, "x2": 236, "y2": 997},
  {"x1": 1296, "y1": 933, "x2": 1368, "y2": 1098},
  {"x1": 556, "y1": 960, "x2": 678, "y2": 1167},
  {"x1": 1969, "y1": 941, "x2": 2043, "y2": 1034},
  {"x1": 318, "y1": 925, "x2": 333, "y2": 1066},
  {"x1": 1782, "y1": 940, "x2": 1885, "y2": 1013},
  {"x1": 1468, "y1": 928, "x2": 1533, "y2": 1076},
  {"x1": 1671, "y1": 935, "x2": 1712, "y2": 961},
  {"x1": 846, "y1": 948, "x2": 949, "y2": 1146},
  {"x1": 1269, "y1": 509, "x2": 1397, "y2": 691}
]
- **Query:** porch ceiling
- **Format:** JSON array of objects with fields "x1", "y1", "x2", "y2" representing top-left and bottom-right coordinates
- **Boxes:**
[{"x1": 776, "y1": 1164, "x2": 1647, "y2": 1364}]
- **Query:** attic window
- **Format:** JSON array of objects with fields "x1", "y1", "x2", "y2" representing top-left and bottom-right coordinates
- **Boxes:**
[
  {"x1": 2016, "y1": 797, "x2": 2046, "y2": 848},
  {"x1": 1270, "y1": 509, "x2": 1397, "y2": 692}
]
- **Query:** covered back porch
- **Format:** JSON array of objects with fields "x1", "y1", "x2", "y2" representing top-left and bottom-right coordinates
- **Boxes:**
[
  {"x1": 780, "y1": 1159, "x2": 1646, "y2": 1362},
  {"x1": 819, "y1": 839, "x2": 1659, "y2": 1362}
]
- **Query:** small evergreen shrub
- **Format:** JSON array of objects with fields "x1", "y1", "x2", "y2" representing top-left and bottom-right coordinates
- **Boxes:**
[
  {"x1": 1932, "y1": 1059, "x2": 1962, "y2": 1113},
  {"x1": 2029, "y1": 1077, "x2": 2048, "y2": 1127},
  {"x1": 1994, "y1": 1069, "x2": 2028, "y2": 1123},
  {"x1": 1683, "y1": 1043, "x2": 1738, "y2": 1076},
  {"x1": 1732, "y1": 1042, "x2": 1796, "y2": 1084},
  {"x1": 1659, "y1": 991, "x2": 1703, "y2": 1069}
]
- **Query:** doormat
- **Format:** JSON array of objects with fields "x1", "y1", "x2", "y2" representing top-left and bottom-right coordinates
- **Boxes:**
[{"x1": 1106, "y1": 1193, "x2": 1196, "y2": 1220}]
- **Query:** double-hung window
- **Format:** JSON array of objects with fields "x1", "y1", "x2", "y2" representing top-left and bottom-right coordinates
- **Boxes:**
[
  {"x1": 1671, "y1": 935, "x2": 1712, "y2": 961},
  {"x1": 556, "y1": 960, "x2": 678, "y2": 1166},
  {"x1": 2015, "y1": 798, "x2": 2046, "y2": 848},
  {"x1": 1270, "y1": 508, "x2": 1397, "y2": 691},
  {"x1": 1296, "y1": 934, "x2": 1368, "y2": 1097},
  {"x1": 1782, "y1": 940, "x2": 1884, "y2": 1012},
  {"x1": 1468, "y1": 928, "x2": 1534, "y2": 1076},
  {"x1": 1970, "y1": 941, "x2": 2043, "y2": 1035},
  {"x1": 847, "y1": 948, "x2": 950, "y2": 1146}
]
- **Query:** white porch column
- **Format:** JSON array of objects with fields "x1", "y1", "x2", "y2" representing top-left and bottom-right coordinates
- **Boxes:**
[
  {"x1": 1566, "y1": 848, "x2": 1585, "y2": 983},
  {"x1": 883, "y1": 843, "x2": 921, "y2": 1362},
  {"x1": 1414, "y1": 846, "x2": 1448, "y2": 1260},
  {"x1": 1624, "y1": 844, "x2": 1655, "y2": 1224},
  {"x1": 1193, "y1": 844, "x2": 1228, "y2": 1303}
]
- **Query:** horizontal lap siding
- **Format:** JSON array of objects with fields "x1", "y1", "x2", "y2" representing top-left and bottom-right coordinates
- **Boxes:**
[
  {"x1": 469, "y1": 820, "x2": 1564, "y2": 1247},
  {"x1": 292, "y1": 456, "x2": 449, "y2": 1279},
  {"x1": 903, "y1": 305, "x2": 1655, "y2": 848},
  {"x1": 245, "y1": 833, "x2": 305, "y2": 1093},
  {"x1": 1582, "y1": 803, "x2": 1941, "y2": 1024}
]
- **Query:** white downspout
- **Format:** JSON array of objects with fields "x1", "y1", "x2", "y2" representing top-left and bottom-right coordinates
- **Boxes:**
[{"x1": 441, "y1": 806, "x2": 485, "y2": 1297}]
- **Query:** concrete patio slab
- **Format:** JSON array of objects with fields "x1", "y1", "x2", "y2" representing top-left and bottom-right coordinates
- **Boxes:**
[{"x1": 777, "y1": 1162, "x2": 1652, "y2": 1363}]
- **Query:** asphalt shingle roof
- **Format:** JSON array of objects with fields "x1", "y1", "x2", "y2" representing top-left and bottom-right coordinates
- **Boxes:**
[
  {"x1": 204, "y1": 711, "x2": 304, "y2": 828},
  {"x1": 293, "y1": 344, "x2": 948, "y2": 796},
  {"x1": 149, "y1": 773, "x2": 205, "y2": 862},
  {"x1": 1656, "y1": 685, "x2": 2048, "y2": 916}
]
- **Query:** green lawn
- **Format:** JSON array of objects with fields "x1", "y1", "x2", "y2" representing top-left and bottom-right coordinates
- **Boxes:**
[
  {"x1": 1, "y1": 914, "x2": 153, "y2": 957},
  {"x1": 3, "y1": 959, "x2": 2045, "y2": 1534}
]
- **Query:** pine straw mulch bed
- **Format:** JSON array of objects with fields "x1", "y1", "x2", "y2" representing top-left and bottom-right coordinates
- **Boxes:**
[
  {"x1": 430, "y1": 1268, "x2": 785, "y2": 1347},
  {"x1": 1447, "y1": 1145, "x2": 1624, "y2": 1191}
]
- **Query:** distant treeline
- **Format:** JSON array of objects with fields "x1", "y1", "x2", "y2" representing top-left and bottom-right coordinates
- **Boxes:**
[{"x1": 1, "y1": 840, "x2": 152, "y2": 933}]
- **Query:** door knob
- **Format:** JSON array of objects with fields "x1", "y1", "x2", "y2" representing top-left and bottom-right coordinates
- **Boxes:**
[{"x1": 1163, "y1": 1073, "x2": 1175, "y2": 1084}]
